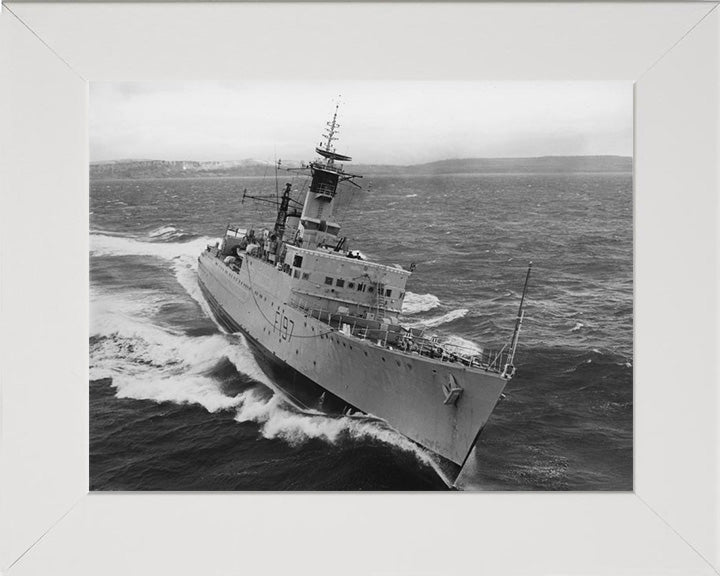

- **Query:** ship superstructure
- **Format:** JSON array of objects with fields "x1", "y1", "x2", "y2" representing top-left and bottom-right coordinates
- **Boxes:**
[{"x1": 197, "y1": 107, "x2": 530, "y2": 472}]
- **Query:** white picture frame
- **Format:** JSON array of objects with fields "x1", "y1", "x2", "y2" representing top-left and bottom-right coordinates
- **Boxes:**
[{"x1": 1, "y1": 2, "x2": 718, "y2": 574}]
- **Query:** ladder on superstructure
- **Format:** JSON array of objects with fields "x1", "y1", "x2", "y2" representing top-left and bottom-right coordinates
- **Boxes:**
[{"x1": 374, "y1": 282, "x2": 387, "y2": 320}]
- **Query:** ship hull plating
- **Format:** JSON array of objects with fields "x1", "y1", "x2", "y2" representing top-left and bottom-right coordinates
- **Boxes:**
[{"x1": 197, "y1": 250, "x2": 507, "y2": 466}]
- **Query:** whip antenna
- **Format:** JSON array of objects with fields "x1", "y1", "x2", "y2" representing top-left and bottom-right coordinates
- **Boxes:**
[{"x1": 504, "y1": 261, "x2": 532, "y2": 377}]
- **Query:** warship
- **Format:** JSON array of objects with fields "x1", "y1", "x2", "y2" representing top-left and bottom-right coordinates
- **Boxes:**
[{"x1": 198, "y1": 107, "x2": 531, "y2": 474}]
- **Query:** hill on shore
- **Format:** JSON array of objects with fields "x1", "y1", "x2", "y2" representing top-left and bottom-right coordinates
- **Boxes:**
[{"x1": 90, "y1": 155, "x2": 632, "y2": 180}]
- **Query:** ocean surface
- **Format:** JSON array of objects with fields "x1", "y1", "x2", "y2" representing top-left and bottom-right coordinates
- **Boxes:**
[{"x1": 90, "y1": 171, "x2": 633, "y2": 491}]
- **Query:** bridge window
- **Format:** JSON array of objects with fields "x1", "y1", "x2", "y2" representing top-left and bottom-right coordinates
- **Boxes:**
[
  {"x1": 336, "y1": 279, "x2": 345, "y2": 288},
  {"x1": 325, "y1": 276, "x2": 333, "y2": 285},
  {"x1": 348, "y1": 282, "x2": 355, "y2": 289},
  {"x1": 368, "y1": 286, "x2": 374, "y2": 294},
  {"x1": 293, "y1": 255, "x2": 303, "y2": 268},
  {"x1": 293, "y1": 269, "x2": 300, "y2": 279},
  {"x1": 302, "y1": 272, "x2": 310, "y2": 280},
  {"x1": 385, "y1": 289, "x2": 392, "y2": 297},
  {"x1": 357, "y1": 283, "x2": 365, "y2": 292}
]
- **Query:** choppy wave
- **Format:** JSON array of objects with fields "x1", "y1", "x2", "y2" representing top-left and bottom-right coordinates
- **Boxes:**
[
  {"x1": 441, "y1": 334, "x2": 483, "y2": 356},
  {"x1": 89, "y1": 172, "x2": 634, "y2": 490},
  {"x1": 90, "y1": 238, "x2": 449, "y2": 483},
  {"x1": 407, "y1": 308, "x2": 469, "y2": 329},
  {"x1": 232, "y1": 389, "x2": 451, "y2": 484},
  {"x1": 402, "y1": 292, "x2": 440, "y2": 314},
  {"x1": 147, "y1": 225, "x2": 190, "y2": 241},
  {"x1": 91, "y1": 231, "x2": 215, "y2": 260},
  {"x1": 91, "y1": 308, "x2": 448, "y2": 482},
  {"x1": 91, "y1": 232, "x2": 220, "y2": 327},
  {"x1": 90, "y1": 290, "x2": 275, "y2": 390}
]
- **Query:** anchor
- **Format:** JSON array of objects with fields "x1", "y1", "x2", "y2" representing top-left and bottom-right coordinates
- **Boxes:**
[{"x1": 442, "y1": 374, "x2": 463, "y2": 406}]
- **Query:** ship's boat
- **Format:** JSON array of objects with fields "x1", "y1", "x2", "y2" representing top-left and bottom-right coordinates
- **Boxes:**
[{"x1": 197, "y1": 106, "x2": 531, "y2": 476}]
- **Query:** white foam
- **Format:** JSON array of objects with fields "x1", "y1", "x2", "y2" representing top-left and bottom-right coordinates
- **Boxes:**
[
  {"x1": 93, "y1": 326, "x2": 277, "y2": 412},
  {"x1": 402, "y1": 292, "x2": 440, "y2": 314},
  {"x1": 91, "y1": 232, "x2": 223, "y2": 329},
  {"x1": 441, "y1": 334, "x2": 483, "y2": 356},
  {"x1": 115, "y1": 374, "x2": 245, "y2": 413},
  {"x1": 233, "y1": 389, "x2": 452, "y2": 485},
  {"x1": 90, "y1": 284, "x2": 275, "y2": 396},
  {"x1": 407, "y1": 308, "x2": 469, "y2": 329},
  {"x1": 148, "y1": 225, "x2": 179, "y2": 238},
  {"x1": 91, "y1": 293, "x2": 451, "y2": 483},
  {"x1": 90, "y1": 232, "x2": 453, "y2": 486},
  {"x1": 90, "y1": 232, "x2": 214, "y2": 260},
  {"x1": 172, "y1": 257, "x2": 219, "y2": 327},
  {"x1": 570, "y1": 322, "x2": 584, "y2": 332}
]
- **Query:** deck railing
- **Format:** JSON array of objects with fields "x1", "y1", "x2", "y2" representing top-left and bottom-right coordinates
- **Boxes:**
[
  {"x1": 210, "y1": 246, "x2": 513, "y2": 375},
  {"x1": 288, "y1": 297, "x2": 510, "y2": 374}
]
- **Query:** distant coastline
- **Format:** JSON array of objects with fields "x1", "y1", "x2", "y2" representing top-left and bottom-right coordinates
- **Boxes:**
[{"x1": 90, "y1": 155, "x2": 632, "y2": 180}]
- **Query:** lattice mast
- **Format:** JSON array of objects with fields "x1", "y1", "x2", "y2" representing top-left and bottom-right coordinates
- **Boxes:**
[
  {"x1": 320, "y1": 103, "x2": 341, "y2": 162},
  {"x1": 299, "y1": 103, "x2": 361, "y2": 249}
]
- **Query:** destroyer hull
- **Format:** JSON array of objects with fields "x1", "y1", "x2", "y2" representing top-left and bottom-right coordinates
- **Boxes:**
[{"x1": 198, "y1": 251, "x2": 507, "y2": 466}]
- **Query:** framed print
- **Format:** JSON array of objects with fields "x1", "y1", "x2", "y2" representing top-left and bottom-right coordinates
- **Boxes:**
[
  {"x1": 85, "y1": 80, "x2": 633, "y2": 493},
  {"x1": 1, "y1": 2, "x2": 719, "y2": 574}
]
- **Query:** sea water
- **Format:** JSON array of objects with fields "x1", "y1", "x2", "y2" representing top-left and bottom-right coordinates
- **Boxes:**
[{"x1": 90, "y1": 172, "x2": 632, "y2": 490}]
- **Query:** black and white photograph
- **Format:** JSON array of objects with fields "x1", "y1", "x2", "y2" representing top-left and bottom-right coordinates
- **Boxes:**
[{"x1": 89, "y1": 81, "x2": 633, "y2": 491}]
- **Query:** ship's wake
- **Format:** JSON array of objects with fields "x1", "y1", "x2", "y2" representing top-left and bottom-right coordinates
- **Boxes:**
[
  {"x1": 232, "y1": 389, "x2": 452, "y2": 485},
  {"x1": 90, "y1": 232, "x2": 454, "y2": 486},
  {"x1": 91, "y1": 231, "x2": 220, "y2": 326}
]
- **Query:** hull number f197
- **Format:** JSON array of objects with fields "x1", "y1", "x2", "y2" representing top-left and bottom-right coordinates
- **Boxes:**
[{"x1": 274, "y1": 310, "x2": 295, "y2": 341}]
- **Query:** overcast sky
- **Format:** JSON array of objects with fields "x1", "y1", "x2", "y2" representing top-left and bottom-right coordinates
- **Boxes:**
[{"x1": 90, "y1": 82, "x2": 632, "y2": 165}]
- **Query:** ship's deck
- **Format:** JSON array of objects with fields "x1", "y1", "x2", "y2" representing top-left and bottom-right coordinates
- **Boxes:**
[
  {"x1": 287, "y1": 296, "x2": 511, "y2": 376},
  {"x1": 204, "y1": 244, "x2": 511, "y2": 377}
]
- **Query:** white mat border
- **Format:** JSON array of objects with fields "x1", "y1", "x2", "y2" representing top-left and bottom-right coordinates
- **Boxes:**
[{"x1": 1, "y1": 3, "x2": 718, "y2": 574}]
